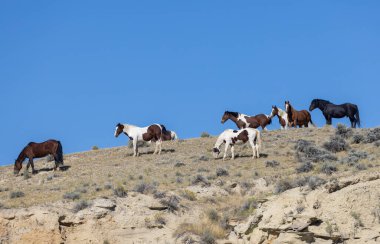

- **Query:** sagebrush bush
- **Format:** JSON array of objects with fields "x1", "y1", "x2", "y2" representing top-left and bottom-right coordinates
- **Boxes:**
[
  {"x1": 10, "y1": 191, "x2": 25, "y2": 199},
  {"x1": 296, "y1": 162, "x2": 313, "y2": 173},
  {"x1": 133, "y1": 182, "x2": 156, "y2": 194},
  {"x1": 192, "y1": 174, "x2": 210, "y2": 186},
  {"x1": 216, "y1": 168, "x2": 229, "y2": 177},
  {"x1": 181, "y1": 190, "x2": 197, "y2": 201},
  {"x1": 265, "y1": 160, "x2": 280, "y2": 168},
  {"x1": 295, "y1": 139, "x2": 337, "y2": 162},
  {"x1": 274, "y1": 179, "x2": 295, "y2": 194},
  {"x1": 306, "y1": 176, "x2": 326, "y2": 190},
  {"x1": 73, "y1": 200, "x2": 91, "y2": 213},
  {"x1": 92, "y1": 146, "x2": 99, "y2": 150},
  {"x1": 113, "y1": 185, "x2": 127, "y2": 197},
  {"x1": 323, "y1": 136, "x2": 349, "y2": 153},
  {"x1": 63, "y1": 191, "x2": 80, "y2": 200},
  {"x1": 160, "y1": 195, "x2": 180, "y2": 212},
  {"x1": 200, "y1": 231, "x2": 216, "y2": 244},
  {"x1": 352, "y1": 134, "x2": 365, "y2": 144},
  {"x1": 320, "y1": 163, "x2": 338, "y2": 175},
  {"x1": 153, "y1": 191, "x2": 166, "y2": 199},
  {"x1": 365, "y1": 128, "x2": 380, "y2": 143},
  {"x1": 341, "y1": 150, "x2": 368, "y2": 166},
  {"x1": 336, "y1": 124, "x2": 353, "y2": 139},
  {"x1": 206, "y1": 209, "x2": 220, "y2": 222},
  {"x1": 200, "y1": 132, "x2": 211, "y2": 138},
  {"x1": 174, "y1": 161, "x2": 185, "y2": 167}
]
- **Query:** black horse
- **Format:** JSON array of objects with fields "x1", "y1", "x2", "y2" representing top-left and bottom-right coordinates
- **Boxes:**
[{"x1": 309, "y1": 99, "x2": 360, "y2": 128}]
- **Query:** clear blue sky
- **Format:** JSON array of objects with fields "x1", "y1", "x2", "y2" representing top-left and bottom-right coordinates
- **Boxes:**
[{"x1": 1, "y1": 1, "x2": 379, "y2": 165}]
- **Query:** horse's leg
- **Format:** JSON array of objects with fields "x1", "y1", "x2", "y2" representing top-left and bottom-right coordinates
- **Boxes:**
[
  {"x1": 223, "y1": 144, "x2": 229, "y2": 161},
  {"x1": 133, "y1": 140, "x2": 139, "y2": 157},
  {"x1": 158, "y1": 139, "x2": 162, "y2": 155},
  {"x1": 349, "y1": 117, "x2": 355, "y2": 128},
  {"x1": 29, "y1": 158, "x2": 37, "y2": 174},
  {"x1": 249, "y1": 140, "x2": 256, "y2": 158},
  {"x1": 231, "y1": 145, "x2": 235, "y2": 160}
]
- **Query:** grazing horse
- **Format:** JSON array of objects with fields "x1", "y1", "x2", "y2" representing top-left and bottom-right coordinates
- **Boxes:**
[
  {"x1": 114, "y1": 123, "x2": 166, "y2": 156},
  {"x1": 309, "y1": 99, "x2": 360, "y2": 128},
  {"x1": 269, "y1": 105, "x2": 289, "y2": 130},
  {"x1": 212, "y1": 128, "x2": 261, "y2": 160},
  {"x1": 285, "y1": 101, "x2": 314, "y2": 128},
  {"x1": 221, "y1": 111, "x2": 272, "y2": 130},
  {"x1": 14, "y1": 140, "x2": 63, "y2": 175}
]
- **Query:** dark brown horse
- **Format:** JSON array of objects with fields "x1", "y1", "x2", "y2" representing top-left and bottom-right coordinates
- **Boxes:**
[
  {"x1": 14, "y1": 140, "x2": 64, "y2": 175},
  {"x1": 285, "y1": 101, "x2": 314, "y2": 128},
  {"x1": 221, "y1": 111, "x2": 271, "y2": 130}
]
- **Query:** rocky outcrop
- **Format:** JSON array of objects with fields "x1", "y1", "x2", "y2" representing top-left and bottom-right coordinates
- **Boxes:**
[{"x1": 232, "y1": 173, "x2": 380, "y2": 244}]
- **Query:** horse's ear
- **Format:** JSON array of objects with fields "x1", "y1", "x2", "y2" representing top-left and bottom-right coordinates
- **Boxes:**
[{"x1": 116, "y1": 123, "x2": 121, "y2": 127}]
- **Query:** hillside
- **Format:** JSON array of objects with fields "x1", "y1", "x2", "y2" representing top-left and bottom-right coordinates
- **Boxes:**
[{"x1": 0, "y1": 125, "x2": 379, "y2": 243}]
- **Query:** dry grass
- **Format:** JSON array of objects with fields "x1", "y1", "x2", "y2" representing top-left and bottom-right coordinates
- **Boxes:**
[{"x1": 0, "y1": 127, "x2": 378, "y2": 209}]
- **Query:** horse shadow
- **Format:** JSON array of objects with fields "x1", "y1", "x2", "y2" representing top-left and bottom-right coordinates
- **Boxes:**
[
  {"x1": 126, "y1": 149, "x2": 176, "y2": 157},
  {"x1": 32, "y1": 165, "x2": 71, "y2": 174},
  {"x1": 234, "y1": 153, "x2": 269, "y2": 159}
]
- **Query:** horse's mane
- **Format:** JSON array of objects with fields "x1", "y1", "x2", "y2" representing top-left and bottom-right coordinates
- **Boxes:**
[
  {"x1": 16, "y1": 146, "x2": 28, "y2": 162},
  {"x1": 160, "y1": 124, "x2": 168, "y2": 133},
  {"x1": 314, "y1": 99, "x2": 331, "y2": 106},
  {"x1": 225, "y1": 111, "x2": 239, "y2": 118}
]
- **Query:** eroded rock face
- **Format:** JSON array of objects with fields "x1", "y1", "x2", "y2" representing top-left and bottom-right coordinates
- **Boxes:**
[
  {"x1": 0, "y1": 173, "x2": 379, "y2": 243},
  {"x1": 244, "y1": 173, "x2": 380, "y2": 244}
]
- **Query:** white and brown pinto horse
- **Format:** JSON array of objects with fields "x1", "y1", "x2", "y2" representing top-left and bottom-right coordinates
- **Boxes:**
[
  {"x1": 212, "y1": 128, "x2": 261, "y2": 160},
  {"x1": 114, "y1": 123, "x2": 167, "y2": 156},
  {"x1": 269, "y1": 105, "x2": 289, "y2": 130},
  {"x1": 221, "y1": 111, "x2": 271, "y2": 130}
]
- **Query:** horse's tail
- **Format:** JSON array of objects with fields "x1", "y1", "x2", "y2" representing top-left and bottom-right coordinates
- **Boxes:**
[
  {"x1": 308, "y1": 112, "x2": 316, "y2": 127},
  {"x1": 56, "y1": 141, "x2": 64, "y2": 165},
  {"x1": 355, "y1": 107, "x2": 361, "y2": 128}
]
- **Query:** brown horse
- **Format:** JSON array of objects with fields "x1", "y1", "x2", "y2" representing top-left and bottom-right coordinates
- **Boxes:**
[
  {"x1": 14, "y1": 140, "x2": 64, "y2": 175},
  {"x1": 221, "y1": 111, "x2": 271, "y2": 130},
  {"x1": 285, "y1": 101, "x2": 314, "y2": 128}
]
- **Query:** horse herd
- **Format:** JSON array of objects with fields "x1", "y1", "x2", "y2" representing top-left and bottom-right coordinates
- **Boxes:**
[{"x1": 13, "y1": 99, "x2": 360, "y2": 175}]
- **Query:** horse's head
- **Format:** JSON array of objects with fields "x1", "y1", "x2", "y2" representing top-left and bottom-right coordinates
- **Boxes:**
[
  {"x1": 285, "y1": 101, "x2": 291, "y2": 113},
  {"x1": 212, "y1": 147, "x2": 220, "y2": 158},
  {"x1": 309, "y1": 99, "x2": 318, "y2": 111},
  {"x1": 114, "y1": 123, "x2": 124, "y2": 137},
  {"x1": 270, "y1": 105, "x2": 279, "y2": 117},
  {"x1": 221, "y1": 111, "x2": 238, "y2": 124},
  {"x1": 14, "y1": 160, "x2": 22, "y2": 175}
]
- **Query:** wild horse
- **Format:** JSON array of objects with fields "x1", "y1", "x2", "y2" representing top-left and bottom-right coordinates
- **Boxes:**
[
  {"x1": 309, "y1": 99, "x2": 360, "y2": 128},
  {"x1": 14, "y1": 139, "x2": 64, "y2": 175},
  {"x1": 285, "y1": 101, "x2": 314, "y2": 128},
  {"x1": 221, "y1": 111, "x2": 271, "y2": 130}
]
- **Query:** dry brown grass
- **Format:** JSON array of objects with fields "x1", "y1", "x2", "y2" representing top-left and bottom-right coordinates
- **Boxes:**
[{"x1": 0, "y1": 126, "x2": 379, "y2": 209}]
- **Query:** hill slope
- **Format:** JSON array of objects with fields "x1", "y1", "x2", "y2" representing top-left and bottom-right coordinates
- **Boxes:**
[{"x1": 0, "y1": 126, "x2": 379, "y2": 243}]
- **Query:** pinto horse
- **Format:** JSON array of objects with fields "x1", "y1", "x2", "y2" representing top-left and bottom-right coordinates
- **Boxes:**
[
  {"x1": 14, "y1": 140, "x2": 63, "y2": 175},
  {"x1": 269, "y1": 105, "x2": 289, "y2": 130},
  {"x1": 115, "y1": 123, "x2": 167, "y2": 156},
  {"x1": 285, "y1": 101, "x2": 314, "y2": 128},
  {"x1": 212, "y1": 128, "x2": 261, "y2": 160},
  {"x1": 221, "y1": 111, "x2": 271, "y2": 130},
  {"x1": 309, "y1": 99, "x2": 360, "y2": 128}
]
